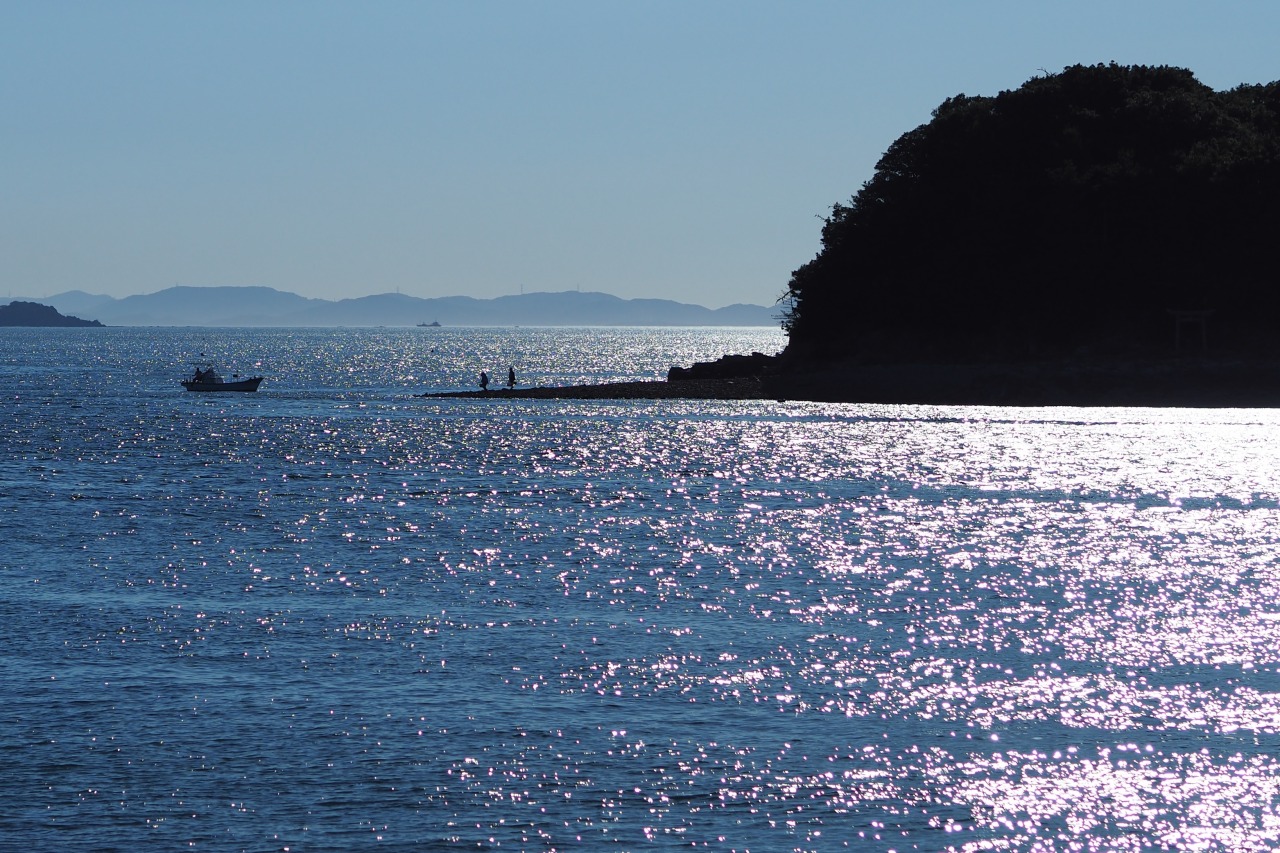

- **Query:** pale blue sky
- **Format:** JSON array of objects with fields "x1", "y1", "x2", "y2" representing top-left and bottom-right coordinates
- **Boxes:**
[{"x1": 4, "y1": 1, "x2": 1278, "y2": 307}]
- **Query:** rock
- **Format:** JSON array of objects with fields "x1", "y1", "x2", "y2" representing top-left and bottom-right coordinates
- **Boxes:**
[{"x1": 667, "y1": 351, "x2": 777, "y2": 381}]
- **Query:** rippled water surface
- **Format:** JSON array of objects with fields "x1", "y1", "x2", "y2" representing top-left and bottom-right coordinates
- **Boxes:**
[{"x1": 3, "y1": 327, "x2": 1280, "y2": 851}]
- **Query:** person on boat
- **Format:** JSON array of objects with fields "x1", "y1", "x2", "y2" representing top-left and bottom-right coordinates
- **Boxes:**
[
  {"x1": 479, "y1": 370, "x2": 489, "y2": 391},
  {"x1": 508, "y1": 366, "x2": 516, "y2": 389}
]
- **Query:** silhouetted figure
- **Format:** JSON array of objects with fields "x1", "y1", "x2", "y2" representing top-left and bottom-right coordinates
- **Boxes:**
[
  {"x1": 508, "y1": 366, "x2": 516, "y2": 389},
  {"x1": 479, "y1": 370, "x2": 489, "y2": 391}
]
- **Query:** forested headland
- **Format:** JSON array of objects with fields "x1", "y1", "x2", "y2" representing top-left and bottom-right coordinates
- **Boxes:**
[
  {"x1": 781, "y1": 63, "x2": 1280, "y2": 368},
  {"x1": 498, "y1": 68, "x2": 1280, "y2": 406}
]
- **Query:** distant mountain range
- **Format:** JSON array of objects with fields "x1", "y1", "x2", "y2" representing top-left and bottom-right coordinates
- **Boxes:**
[{"x1": 8, "y1": 287, "x2": 780, "y2": 328}]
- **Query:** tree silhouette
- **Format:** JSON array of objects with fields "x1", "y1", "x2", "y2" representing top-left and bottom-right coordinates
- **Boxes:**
[{"x1": 783, "y1": 64, "x2": 1280, "y2": 362}]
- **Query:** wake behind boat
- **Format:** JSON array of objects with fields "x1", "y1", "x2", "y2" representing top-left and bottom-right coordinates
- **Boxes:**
[{"x1": 182, "y1": 363, "x2": 264, "y2": 392}]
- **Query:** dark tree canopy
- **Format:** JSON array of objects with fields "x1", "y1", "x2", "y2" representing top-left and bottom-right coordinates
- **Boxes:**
[{"x1": 783, "y1": 64, "x2": 1280, "y2": 362}]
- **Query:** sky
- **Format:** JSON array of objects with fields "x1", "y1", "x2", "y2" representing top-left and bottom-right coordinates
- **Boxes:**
[{"x1": 4, "y1": 2, "x2": 1279, "y2": 309}]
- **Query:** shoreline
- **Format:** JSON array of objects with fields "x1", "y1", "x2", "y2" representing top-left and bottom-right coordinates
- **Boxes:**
[
  {"x1": 420, "y1": 357, "x2": 1280, "y2": 407},
  {"x1": 420, "y1": 376, "x2": 771, "y2": 401}
]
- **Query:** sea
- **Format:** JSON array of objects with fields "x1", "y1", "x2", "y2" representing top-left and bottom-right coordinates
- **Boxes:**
[{"x1": 3, "y1": 325, "x2": 1279, "y2": 852}]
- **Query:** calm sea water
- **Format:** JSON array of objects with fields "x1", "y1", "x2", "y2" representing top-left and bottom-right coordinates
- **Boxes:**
[{"x1": 3, "y1": 326, "x2": 1280, "y2": 852}]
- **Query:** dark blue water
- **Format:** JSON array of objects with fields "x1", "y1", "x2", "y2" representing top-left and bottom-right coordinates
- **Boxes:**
[{"x1": 3, "y1": 327, "x2": 1280, "y2": 851}]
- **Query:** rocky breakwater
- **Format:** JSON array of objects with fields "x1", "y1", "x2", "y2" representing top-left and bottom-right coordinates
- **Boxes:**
[
  {"x1": 420, "y1": 351, "x2": 1280, "y2": 406},
  {"x1": 419, "y1": 352, "x2": 782, "y2": 400}
]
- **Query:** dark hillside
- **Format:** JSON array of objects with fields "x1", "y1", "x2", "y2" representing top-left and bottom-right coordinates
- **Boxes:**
[{"x1": 782, "y1": 64, "x2": 1280, "y2": 363}]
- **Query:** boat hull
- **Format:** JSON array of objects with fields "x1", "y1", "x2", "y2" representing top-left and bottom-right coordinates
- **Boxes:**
[{"x1": 181, "y1": 377, "x2": 264, "y2": 392}]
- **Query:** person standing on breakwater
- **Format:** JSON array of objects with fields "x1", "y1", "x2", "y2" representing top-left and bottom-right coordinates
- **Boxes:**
[
  {"x1": 508, "y1": 366, "x2": 517, "y2": 389},
  {"x1": 479, "y1": 370, "x2": 489, "y2": 391}
]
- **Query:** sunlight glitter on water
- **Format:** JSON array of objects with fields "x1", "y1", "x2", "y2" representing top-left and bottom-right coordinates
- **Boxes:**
[{"x1": 6, "y1": 328, "x2": 1280, "y2": 850}]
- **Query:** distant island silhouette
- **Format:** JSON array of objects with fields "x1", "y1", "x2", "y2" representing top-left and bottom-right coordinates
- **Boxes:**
[{"x1": 0, "y1": 301, "x2": 103, "y2": 327}]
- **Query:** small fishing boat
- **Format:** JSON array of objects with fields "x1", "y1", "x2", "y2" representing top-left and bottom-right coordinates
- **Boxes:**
[{"x1": 181, "y1": 364, "x2": 264, "y2": 392}]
